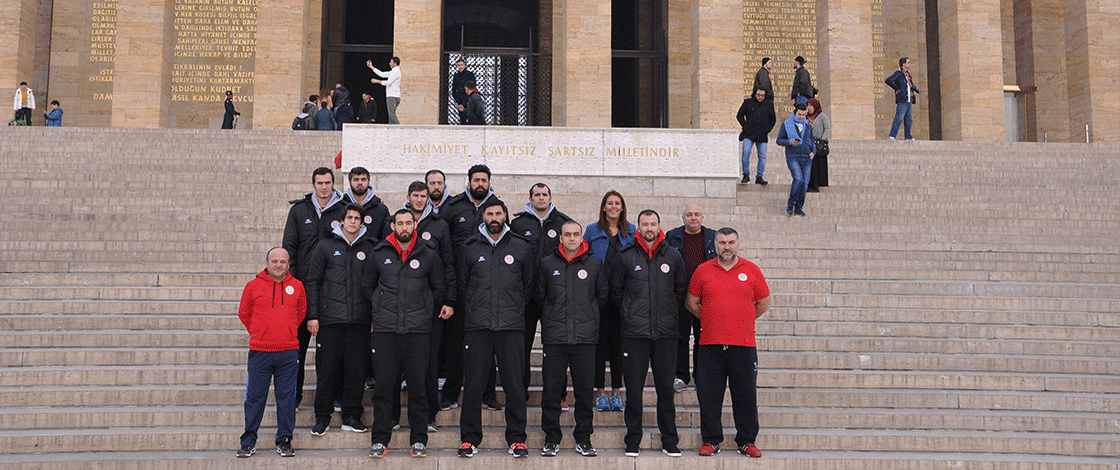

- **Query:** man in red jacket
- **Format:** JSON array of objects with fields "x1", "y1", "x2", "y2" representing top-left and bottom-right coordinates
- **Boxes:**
[{"x1": 237, "y1": 247, "x2": 307, "y2": 458}]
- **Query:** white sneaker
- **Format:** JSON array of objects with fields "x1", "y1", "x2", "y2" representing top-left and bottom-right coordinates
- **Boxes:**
[{"x1": 673, "y1": 378, "x2": 686, "y2": 392}]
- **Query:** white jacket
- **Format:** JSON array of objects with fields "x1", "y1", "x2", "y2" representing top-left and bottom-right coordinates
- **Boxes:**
[
  {"x1": 13, "y1": 87, "x2": 35, "y2": 110},
  {"x1": 373, "y1": 67, "x2": 401, "y2": 98}
]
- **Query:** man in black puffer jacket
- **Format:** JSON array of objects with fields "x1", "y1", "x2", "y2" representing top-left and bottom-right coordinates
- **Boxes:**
[
  {"x1": 454, "y1": 199, "x2": 533, "y2": 458},
  {"x1": 304, "y1": 204, "x2": 377, "y2": 436},
  {"x1": 364, "y1": 209, "x2": 447, "y2": 458},
  {"x1": 610, "y1": 209, "x2": 688, "y2": 457},
  {"x1": 535, "y1": 220, "x2": 607, "y2": 457}
]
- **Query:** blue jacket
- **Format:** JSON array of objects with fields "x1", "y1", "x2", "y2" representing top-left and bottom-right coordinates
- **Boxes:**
[
  {"x1": 315, "y1": 108, "x2": 336, "y2": 130},
  {"x1": 776, "y1": 114, "x2": 816, "y2": 158},
  {"x1": 885, "y1": 69, "x2": 919, "y2": 104},
  {"x1": 583, "y1": 221, "x2": 636, "y2": 265},
  {"x1": 44, "y1": 108, "x2": 63, "y2": 127}
]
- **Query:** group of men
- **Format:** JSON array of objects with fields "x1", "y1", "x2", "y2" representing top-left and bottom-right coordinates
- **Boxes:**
[{"x1": 236, "y1": 164, "x2": 772, "y2": 459}]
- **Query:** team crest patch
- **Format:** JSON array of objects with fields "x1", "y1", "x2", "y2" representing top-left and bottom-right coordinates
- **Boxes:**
[
  {"x1": 331, "y1": 220, "x2": 340, "y2": 229},
  {"x1": 285, "y1": 286, "x2": 295, "y2": 295},
  {"x1": 738, "y1": 273, "x2": 748, "y2": 281},
  {"x1": 524, "y1": 231, "x2": 532, "y2": 236},
  {"x1": 552, "y1": 270, "x2": 561, "y2": 276},
  {"x1": 547, "y1": 229, "x2": 557, "y2": 238},
  {"x1": 304, "y1": 218, "x2": 312, "y2": 224},
  {"x1": 422, "y1": 232, "x2": 431, "y2": 240},
  {"x1": 577, "y1": 269, "x2": 588, "y2": 279},
  {"x1": 504, "y1": 255, "x2": 515, "y2": 265},
  {"x1": 661, "y1": 263, "x2": 670, "y2": 273},
  {"x1": 333, "y1": 250, "x2": 342, "y2": 256},
  {"x1": 356, "y1": 251, "x2": 366, "y2": 261},
  {"x1": 364, "y1": 215, "x2": 373, "y2": 224},
  {"x1": 410, "y1": 259, "x2": 420, "y2": 269}
]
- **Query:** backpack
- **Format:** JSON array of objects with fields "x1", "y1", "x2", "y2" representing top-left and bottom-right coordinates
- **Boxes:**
[{"x1": 292, "y1": 113, "x2": 313, "y2": 130}]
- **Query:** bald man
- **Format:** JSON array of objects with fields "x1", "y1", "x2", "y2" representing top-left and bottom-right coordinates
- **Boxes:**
[{"x1": 665, "y1": 204, "x2": 717, "y2": 392}]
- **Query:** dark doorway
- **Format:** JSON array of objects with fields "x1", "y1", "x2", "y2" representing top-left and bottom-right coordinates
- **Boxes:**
[
  {"x1": 321, "y1": 0, "x2": 395, "y2": 122},
  {"x1": 612, "y1": 0, "x2": 667, "y2": 128},
  {"x1": 441, "y1": 0, "x2": 551, "y2": 125}
]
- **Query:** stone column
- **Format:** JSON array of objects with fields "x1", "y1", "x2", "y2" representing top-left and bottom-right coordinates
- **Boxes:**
[
  {"x1": 817, "y1": 0, "x2": 874, "y2": 139},
  {"x1": 667, "y1": 0, "x2": 692, "y2": 128},
  {"x1": 1013, "y1": 0, "x2": 1070, "y2": 142},
  {"x1": 394, "y1": 0, "x2": 441, "y2": 125},
  {"x1": 552, "y1": 0, "x2": 611, "y2": 127},
  {"x1": 255, "y1": 0, "x2": 315, "y2": 130},
  {"x1": 112, "y1": 0, "x2": 173, "y2": 128},
  {"x1": 690, "y1": 0, "x2": 742, "y2": 130},
  {"x1": 936, "y1": 0, "x2": 1005, "y2": 141},
  {"x1": 1064, "y1": 0, "x2": 1119, "y2": 143},
  {"x1": 1, "y1": 0, "x2": 40, "y2": 101}
]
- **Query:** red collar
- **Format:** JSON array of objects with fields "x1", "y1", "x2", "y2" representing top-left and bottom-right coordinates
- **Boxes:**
[
  {"x1": 388, "y1": 234, "x2": 417, "y2": 259},
  {"x1": 560, "y1": 239, "x2": 590, "y2": 263},
  {"x1": 636, "y1": 230, "x2": 666, "y2": 259}
]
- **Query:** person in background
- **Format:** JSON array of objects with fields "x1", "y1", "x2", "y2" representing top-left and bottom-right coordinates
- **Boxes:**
[
  {"x1": 806, "y1": 98, "x2": 830, "y2": 192},
  {"x1": 44, "y1": 100, "x2": 63, "y2": 127}
]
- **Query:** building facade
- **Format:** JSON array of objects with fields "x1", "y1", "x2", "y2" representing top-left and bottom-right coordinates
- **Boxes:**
[{"x1": 2, "y1": 0, "x2": 1116, "y2": 142}]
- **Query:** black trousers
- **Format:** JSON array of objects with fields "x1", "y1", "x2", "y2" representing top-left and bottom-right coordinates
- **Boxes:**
[
  {"x1": 594, "y1": 302, "x2": 625, "y2": 390},
  {"x1": 390, "y1": 313, "x2": 448, "y2": 424},
  {"x1": 522, "y1": 300, "x2": 542, "y2": 393},
  {"x1": 16, "y1": 107, "x2": 33, "y2": 125},
  {"x1": 620, "y1": 337, "x2": 678, "y2": 449},
  {"x1": 296, "y1": 318, "x2": 312, "y2": 406},
  {"x1": 313, "y1": 324, "x2": 370, "y2": 421},
  {"x1": 541, "y1": 344, "x2": 596, "y2": 445},
  {"x1": 460, "y1": 330, "x2": 527, "y2": 446},
  {"x1": 676, "y1": 310, "x2": 702, "y2": 383},
  {"x1": 695, "y1": 345, "x2": 759, "y2": 446},
  {"x1": 371, "y1": 332, "x2": 429, "y2": 447},
  {"x1": 440, "y1": 301, "x2": 466, "y2": 403}
]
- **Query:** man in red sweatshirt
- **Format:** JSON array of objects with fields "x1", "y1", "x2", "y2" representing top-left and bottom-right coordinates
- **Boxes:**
[{"x1": 237, "y1": 247, "x2": 307, "y2": 458}]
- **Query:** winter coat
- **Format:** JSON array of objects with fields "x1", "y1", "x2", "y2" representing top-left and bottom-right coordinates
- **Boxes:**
[
  {"x1": 456, "y1": 227, "x2": 534, "y2": 332},
  {"x1": 536, "y1": 242, "x2": 608, "y2": 345},
  {"x1": 365, "y1": 236, "x2": 446, "y2": 334},
  {"x1": 304, "y1": 225, "x2": 377, "y2": 325},
  {"x1": 736, "y1": 98, "x2": 777, "y2": 143},
  {"x1": 510, "y1": 204, "x2": 573, "y2": 295},
  {"x1": 282, "y1": 190, "x2": 347, "y2": 281},
  {"x1": 609, "y1": 234, "x2": 687, "y2": 340}
]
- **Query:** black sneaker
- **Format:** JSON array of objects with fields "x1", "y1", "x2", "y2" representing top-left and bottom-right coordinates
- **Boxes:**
[
  {"x1": 311, "y1": 418, "x2": 329, "y2": 436},
  {"x1": 509, "y1": 442, "x2": 529, "y2": 458},
  {"x1": 410, "y1": 442, "x2": 427, "y2": 458},
  {"x1": 541, "y1": 442, "x2": 559, "y2": 457},
  {"x1": 364, "y1": 377, "x2": 376, "y2": 390},
  {"x1": 440, "y1": 400, "x2": 459, "y2": 410},
  {"x1": 341, "y1": 415, "x2": 369, "y2": 433},
  {"x1": 624, "y1": 445, "x2": 640, "y2": 457},
  {"x1": 662, "y1": 444, "x2": 682, "y2": 457},
  {"x1": 458, "y1": 442, "x2": 478, "y2": 458},
  {"x1": 483, "y1": 398, "x2": 504, "y2": 411},
  {"x1": 369, "y1": 443, "x2": 387, "y2": 458},
  {"x1": 740, "y1": 174, "x2": 750, "y2": 184},
  {"x1": 755, "y1": 176, "x2": 768, "y2": 185},
  {"x1": 795, "y1": 208, "x2": 807, "y2": 216},
  {"x1": 575, "y1": 442, "x2": 597, "y2": 456},
  {"x1": 786, "y1": 205, "x2": 794, "y2": 216},
  {"x1": 426, "y1": 422, "x2": 439, "y2": 432},
  {"x1": 236, "y1": 444, "x2": 255, "y2": 458},
  {"x1": 276, "y1": 437, "x2": 295, "y2": 457}
]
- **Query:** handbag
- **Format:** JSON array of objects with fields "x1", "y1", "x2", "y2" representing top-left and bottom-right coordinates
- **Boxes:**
[{"x1": 814, "y1": 138, "x2": 829, "y2": 158}]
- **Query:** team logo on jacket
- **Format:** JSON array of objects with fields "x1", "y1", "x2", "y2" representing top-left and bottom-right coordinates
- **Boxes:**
[
  {"x1": 577, "y1": 269, "x2": 588, "y2": 279},
  {"x1": 384, "y1": 259, "x2": 393, "y2": 264},
  {"x1": 661, "y1": 263, "x2": 670, "y2": 273},
  {"x1": 364, "y1": 215, "x2": 373, "y2": 224},
  {"x1": 333, "y1": 250, "x2": 342, "y2": 256},
  {"x1": 410, "y1": 259, "x2": 420, "y2": 269},
  {"x1": 524, "y1": 230, "x2": 532, "y2": 236},
  {"x1": 356, "y1": 251, "x2": 366, "y2": 261},
  {"x1": 422, "y1": 232, "x2": 431, "y2": 240},
  {"x1": 504, "y1": 255, "x2": 515, "y2": 265},
  {"x1": 547, "y1": 229, "x2": 557, "y2": 239},
  {"x1": 459, "y1": 216, "x2": 466, "y2": 222},
  {"x1": 633, "y1": 265, "x2": 642, "y2": 271},
  {"x1": 285, "y1": 285, "x2": 295, "y2": 295},
  {"x1": 738, "y1": 273, "x2": 748, "y2": 281},
  {"x1": 552, "y1": 270, "x2": 561, "y2": 276},
  {"x1": 478, "y1": 256, "x2": 486, "y2": 262},
  {"x1": 304, "y1": 218, "x2": 312, "y2": 224}
]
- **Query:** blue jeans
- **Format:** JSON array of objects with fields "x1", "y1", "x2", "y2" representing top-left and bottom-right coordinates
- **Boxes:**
[
  {"x1": 741, "y1": 139, "x2": 767, "y2": 177},
  {"x1": 242, "y1": 349, "x2": 299, "y2": 447},
  {"x1": 889, "y1": 101, "x2": 913, "y2": 139},
  {"x1": 786, "y1": 155, "x2": 812, "y2": 210}
]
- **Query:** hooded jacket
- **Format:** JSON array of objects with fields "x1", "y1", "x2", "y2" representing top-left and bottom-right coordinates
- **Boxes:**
[
  {"x1": 510, "y1": 202, "x2": 573, "y2": 295},
  {"x1": 776, "y1": 113, "x2": 817, "y2": 159},
  {"x1": 304, "y1": 224, "x2": 377, "y2": 325},
  {"x1": 343, "y1": 188, "x2": 389, "y2": 241},
  {"x1": 238, "y1": 269, "x2": 307, "y2": 352},
  {"x1": 737, "y1": 97, "x2": 777, "y2": 143},
  {"x1": 442, "y1": 187, "x2": 499, "y2": 250},
  {"x1": 536, "y1": 240, "x2": 608, "y2": 345},
  {"x1": 464, "y1": 90, "x2": 487, "y2": 125},
  {"x1": 610, "y1": 231, "x2": 688, "y2": 340},
  {"x1": 388, "y1": 202, "x2": 456, "y2": 306},
  {"x1": 365, "y1": 234, "x2": 446, "y2": 334},
  {"x1": 283, "y1": 189, "x2": 347, "y2": 282},
  {"x1": 457, "y1": 225, "x2": 534, "y2": 332}
]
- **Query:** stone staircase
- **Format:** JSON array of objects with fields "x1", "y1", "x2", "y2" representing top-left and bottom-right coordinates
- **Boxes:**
[{"x1": 0, "y1": 127, "x2": 1117, "y2": 469}]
